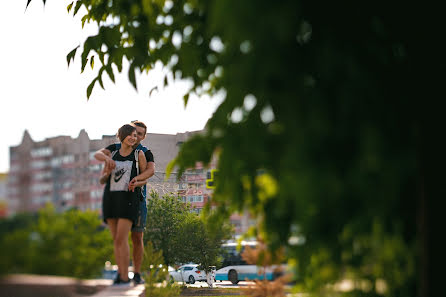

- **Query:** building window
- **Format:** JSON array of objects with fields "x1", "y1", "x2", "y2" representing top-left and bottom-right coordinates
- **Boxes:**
[
  {"x1": 89, "y1": 164, "x2": 102, "y2": 172},
  {"x1": 178, "y1": 183, "x2": 188, "y2": 190},
  {"x1": 62, "y1": 192, "x2": 74, "y2": 201},
  {"x1": 33, "y1": 195, "x2": 52, "y2": 204},
  {"x1": 10, "y1": 164, "x2": 20, "y2": 172},
  {"x1": 187, "y1": 195, "x2": 203, "y2": 202},
  {"x1": 31, "y1": 147, "x2": 53, "y2": 158},
  {"x1": 191, "y1": 208, "x2": 201, "y2": 214},
  {"x1": 31, "y1": 183, "x2": 52, "y2": 193},
  {"x1": 90, "y1": 190, "x2": 103, "y2": 199},
  {"x1": 51, "y1": 155, "x2": 74, "y2": 167},
  {"x1": 31, "y1": 160, "x2": 50, "y2": 169},
  {"x1": 34, "y1": 171, "x2": 52, "y2": 180}
]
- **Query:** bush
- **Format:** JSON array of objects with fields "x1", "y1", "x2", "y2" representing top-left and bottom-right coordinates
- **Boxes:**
[{"x1": 0, "y1": 204, "x2": 113, "y2": 279}]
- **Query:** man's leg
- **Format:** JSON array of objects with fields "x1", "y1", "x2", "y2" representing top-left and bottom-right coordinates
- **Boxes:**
[
  {"x1": 131, "y1": 200, "x2": 147, "y2": 284},
  {"x1": 131, "y1": 231, "x2": 144, "y2": 273}
]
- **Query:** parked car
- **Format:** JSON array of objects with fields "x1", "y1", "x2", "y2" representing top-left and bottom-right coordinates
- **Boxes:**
[{"x1": 169, "y1": 264, "x2": 215, "y2": 284}]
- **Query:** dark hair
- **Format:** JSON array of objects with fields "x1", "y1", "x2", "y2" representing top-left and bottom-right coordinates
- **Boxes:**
[
  {"x1": 117, "y1": 124, "x2": 136, "y2": 142},
  {"x1": 131, "y1": 120, "x2": 147, "y2": 134}
]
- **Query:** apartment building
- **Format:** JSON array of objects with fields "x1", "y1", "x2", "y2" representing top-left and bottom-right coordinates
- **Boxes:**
[
  {"x1": 7, "y1": 128, "x2": 251, "y2": 235},
  {"x1": 7, "y1": 129, "x2": 208, "y2": 215}
]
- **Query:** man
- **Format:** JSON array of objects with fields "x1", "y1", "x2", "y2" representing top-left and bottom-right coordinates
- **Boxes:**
[{"x1": 95, "y1": 121, "x2": 155, "y2": 285}]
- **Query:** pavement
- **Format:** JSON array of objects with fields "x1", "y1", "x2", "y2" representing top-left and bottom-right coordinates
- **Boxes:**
[
  {"x1": 0, "y1": 274, "x2": 144, "y2": 297},
  {"x1": 90, "y1": 283, "x2": 145, "y2": 297},
  {"x1": 0, "y1": 275, "x2": 257, "y2": 297}
]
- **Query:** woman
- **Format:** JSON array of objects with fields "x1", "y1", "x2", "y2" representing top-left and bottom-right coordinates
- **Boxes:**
[{"x1": 96, "y1": 124, "x2": 147, "y2": 284}]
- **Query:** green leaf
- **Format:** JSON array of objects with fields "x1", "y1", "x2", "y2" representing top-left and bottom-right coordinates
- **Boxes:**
[
  {"x1": 66, "y1": 45, "x2": 79, "y2": 67},
  {"x1": 183, "y1": 93, "x2": 189, "y2": 107},
  {"x1": 81, "y1": 15, "x2": 88, "y2": 28},
  {"x1": 128, "y1": 65, "x2": 137, "y2": 90},
  {"x1": 98, "y1": 75, "x2": 104, "y2": 89},
  {"x1": 165, "y1": 158, "x2": 177, "y2": 180},
  {"x1": 98, "y1": 68, "x2": 105, "y2": 89},
  {"x1": 163, "y1": 75, "x2": 168, "y2": 87},
  {"x1": 67, "y1": 2, "x2": 74, "y2": 13},
  {"x1": 90, "y1": 56, "x2": 95, "y2": 70},
  {"x1": 74, "y1": 1, "x2": 82, "y2": 16},
  {"x1": 105, "y1": 65, "x2": 115, "y2": 83},
  {"x1": 81, "y1": 57, "x2": 88, "y2": 73},
  {"x1": 99, "y1": 52, "x2": 105, "y2": 64},
  {"x1": 86, "y1": 78, "x2": 97, "y2": 99}
]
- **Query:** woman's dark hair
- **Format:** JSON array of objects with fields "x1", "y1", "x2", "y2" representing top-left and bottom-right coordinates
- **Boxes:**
[{"x1": 117, "y1": 124, "x2": 136, "y2": 142}]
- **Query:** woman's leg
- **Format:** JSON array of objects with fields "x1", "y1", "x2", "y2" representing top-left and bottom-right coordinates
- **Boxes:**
[
  {"x1": 106, "y1": 219, "x2": 121, "y2": 277},
  {"x1": 115, "y1": 218, "x2": 133, "y2": 282}
]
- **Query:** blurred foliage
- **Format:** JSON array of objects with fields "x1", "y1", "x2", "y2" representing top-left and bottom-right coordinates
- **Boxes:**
[
  {"x1": 142, "y1": 241, "x2": 181, "y2": 297},
  {"x1": 241, "y1": 239, "x2": 290, "y2": 297},
  {"x1": 145, "y1": 191, "x2": 230, "y2": 269},
  {"x1": 27, "y1": 0, "x2": 446, "y2": 295},
  {"x1": 177, "y1": 205, "x2": 232, "y2": 274},
  {"x1": 145, "y1": 191, "x2": 193, "y2": 266},
  {"x1": 0, "y1": 212, "x2": 36, "y2": 275},
  {"x1": 0, "y1": 204, "x2": 113, "y2": 279}
]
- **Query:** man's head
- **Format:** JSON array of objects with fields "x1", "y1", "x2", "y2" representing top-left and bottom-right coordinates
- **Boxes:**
[{"x1": 130, "y1": 120, "x2": 147, "y2": 145}]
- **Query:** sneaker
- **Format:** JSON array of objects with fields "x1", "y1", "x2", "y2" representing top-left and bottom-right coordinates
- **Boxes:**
[
  {"x1": 117, "y1": 278, "x2": 131, "y2": 286},
  {"x1": 132, "y1": 272, "x2": 145, "y2": 285},
  {"x1": 113, "y1": 273, "x2": 121, "y2": 285}
]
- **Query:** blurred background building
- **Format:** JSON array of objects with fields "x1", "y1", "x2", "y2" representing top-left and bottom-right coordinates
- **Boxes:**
[
  {"x1": 6, "y1": 129, "x2": 250, "y2": 235},
  {"x1": 0, "y1": 173, "x2": 7, "y2": 218}
]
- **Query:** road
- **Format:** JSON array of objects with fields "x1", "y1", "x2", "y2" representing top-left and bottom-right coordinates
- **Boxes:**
[{"x1": 180, "y1": 280, "x2": 255, "y2": 288}]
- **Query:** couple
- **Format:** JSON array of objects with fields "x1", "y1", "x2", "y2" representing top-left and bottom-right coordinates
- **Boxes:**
[{"x1": 94, "y1": 121, "x2": 155, "y2": 285}]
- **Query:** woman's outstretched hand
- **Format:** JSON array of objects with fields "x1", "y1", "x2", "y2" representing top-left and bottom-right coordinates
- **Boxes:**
[
  {"x1": 104, "y1": 156, "x2": 116, "y2": 173},
  {"x1": 128, "y1": 177, "x2": 138, "y2": 192}
]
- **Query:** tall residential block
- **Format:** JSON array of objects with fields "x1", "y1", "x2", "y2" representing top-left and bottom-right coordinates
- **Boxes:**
[
  {"x1": 7, "y1": 129, "x2": 207, "y2": 214},
  {"x1": 7, "y1": 129, "x2": 250, "y2": 235}
]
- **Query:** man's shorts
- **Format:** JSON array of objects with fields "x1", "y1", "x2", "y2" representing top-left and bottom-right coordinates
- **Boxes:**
[{"x1": 132, "y1": 199, "x2": 147, "y2": 232}]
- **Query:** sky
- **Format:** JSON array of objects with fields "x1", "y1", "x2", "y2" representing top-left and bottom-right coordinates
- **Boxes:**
[{"x1": 0, "y1": 0, "x2": 222, "y2": 173}]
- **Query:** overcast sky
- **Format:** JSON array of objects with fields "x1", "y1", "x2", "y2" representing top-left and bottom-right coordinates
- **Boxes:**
[{"x1": 0, "y1": 0, "x2": 222, "y2": 172}]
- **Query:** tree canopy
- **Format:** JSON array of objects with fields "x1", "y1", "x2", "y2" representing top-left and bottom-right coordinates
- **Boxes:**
[
  {"x1": 27, "y1": 0, "x2": 445, "y2": 296},
  {"x1": 145, "y1": 192, "x2": 231, "y2": 269}
]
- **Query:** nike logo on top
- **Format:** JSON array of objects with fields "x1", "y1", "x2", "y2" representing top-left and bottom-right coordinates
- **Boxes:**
[{"x1": 114, "y1": 168, "x2": 126, "y2": 182}]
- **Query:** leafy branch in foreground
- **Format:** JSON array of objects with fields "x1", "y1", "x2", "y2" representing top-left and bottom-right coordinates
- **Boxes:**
[{"x1": 26, "y1": 0, "x2": 445, "y2": 296}]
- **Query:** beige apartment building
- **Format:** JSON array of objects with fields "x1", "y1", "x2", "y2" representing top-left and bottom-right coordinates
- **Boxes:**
[
  {"x1": 7, "y1": 129, "x2": 251, "y2": 234},
  {"x1": 8, "y1": 129, "x2": 205, "y2": 215}
]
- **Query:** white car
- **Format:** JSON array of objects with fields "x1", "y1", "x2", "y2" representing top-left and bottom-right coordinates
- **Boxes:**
[{"x1": 169, "y1": 264, "x2": 215, "y2": 284}]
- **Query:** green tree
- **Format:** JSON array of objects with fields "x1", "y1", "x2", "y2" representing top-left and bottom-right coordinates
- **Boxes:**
[
  {"x1": 176, "y1": 208, "x2": 232, "y2": 287},
  {"x1": 145, "y1": 192, "x2": 194, "y2": 266},
  {"x1": 145, "y1": 192, "x2": 230, "y2": 270},
  {"x1": 0, "y1": 204, "x2": 113, "y2": 279},
  {"x1": 27, "y1": 0, "x2": 444, "y2": 295},
  {"x1": 0, "y1": 212, "x2": 37, "y2": 275}
]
